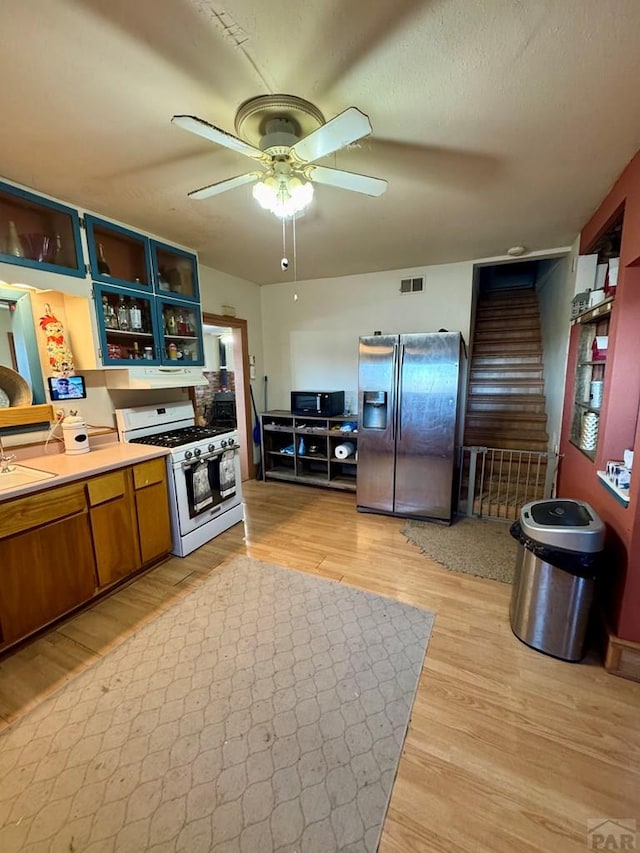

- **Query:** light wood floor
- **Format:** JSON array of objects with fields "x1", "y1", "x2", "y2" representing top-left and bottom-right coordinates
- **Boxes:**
[{"x1": 1, "y1": 480, "x2": 638, "y2": 852}]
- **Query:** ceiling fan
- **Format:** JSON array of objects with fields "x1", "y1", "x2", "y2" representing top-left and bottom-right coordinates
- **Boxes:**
[{"x1": 171, "y1": 95, "x2": 388, "y2": 218}]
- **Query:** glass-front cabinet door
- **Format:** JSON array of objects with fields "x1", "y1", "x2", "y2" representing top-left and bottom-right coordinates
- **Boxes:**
[
  {"x1": 0, "y1": 180, "x2": 84, "y2": 276},
  {"x1": 95, "y1": 283, "x2": 160, "y2": 365},
  {"x1": 85, "y1": 215, "x2": 152, "y2": 292},
  {"x1": 150, "y1": 240, "x2": 199, "y2": 302},
  {"x1": 156, "y1": 296, "x2": 203, "y2": 365}
]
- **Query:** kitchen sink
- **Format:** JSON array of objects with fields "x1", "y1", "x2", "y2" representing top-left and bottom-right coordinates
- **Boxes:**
[{"x1": 0, "y1": 465, "x2": 57, "y2": 492}]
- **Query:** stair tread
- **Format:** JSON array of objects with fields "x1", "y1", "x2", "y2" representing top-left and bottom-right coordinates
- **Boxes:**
[{"x1": 471, "y1": 355, "x2": 542, "y2": 364}]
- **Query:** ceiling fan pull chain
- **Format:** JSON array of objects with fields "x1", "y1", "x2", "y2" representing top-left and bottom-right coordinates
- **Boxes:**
[
  {"x1": 293, "y1": 214, "x2": 298, "y2": 282},
  {"x1": 293, "y1": 215, "x2": 299, "y2": 303},
  {"x1": 281, "y1": 215, "x2": 287, "y2": 268}
]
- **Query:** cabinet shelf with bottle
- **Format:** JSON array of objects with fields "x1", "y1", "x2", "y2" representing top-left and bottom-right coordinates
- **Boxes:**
[
  {"x1": 156, "y1": 296, "x2": 204, "y2": 365},
  {"x1": 85, "y1": 216, "x2": 152, "y2": 292},
  {"x1": 0, "y1": 180, "x2": 84, "y2": 277},
  {"x1": 151, "y1": 240, "x2": 199, "y2": 303},
  {"x1": 95, "y1": 283, "x2": 160, "y2": 365}
]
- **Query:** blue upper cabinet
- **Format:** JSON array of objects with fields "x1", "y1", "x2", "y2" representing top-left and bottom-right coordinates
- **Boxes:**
[
  {"x1": 0, "y1": 180, "x2": 84, "y2": 277},
  {"x1": 155, "y1": 295, "x2": 204, "y2": 365},
  {"x1": 94, "y1": 282, "x2": 161, "y2": 366},
  {"x1": 85, "y1": 215, "x2": 152, "y2": 293},
  {"x1": 150, "y1": 239, "x2": 200, "y2": 303}
]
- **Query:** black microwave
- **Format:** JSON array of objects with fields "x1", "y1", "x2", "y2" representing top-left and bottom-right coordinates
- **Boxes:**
[{"x1": 291, "y1": 391, "x2": 345, "y2": 417}]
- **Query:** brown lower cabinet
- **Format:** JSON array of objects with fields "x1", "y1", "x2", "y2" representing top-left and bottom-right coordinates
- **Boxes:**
[
  {"x1": 133, "y1": 458, "x2": 172, "y2": 565},
  {"x1": 0, "y1": 483, "x2": 96, "y2": 644},
  {"x1": 88, "y1": 469, "x2": 141, "y2": 587},
  {"x1": 0, "y1": 457, "x2": 172, "y2": 649}
]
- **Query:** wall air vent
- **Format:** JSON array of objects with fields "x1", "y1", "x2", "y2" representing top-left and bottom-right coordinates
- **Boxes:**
[{"x1": 400, "y1": 277, "x2": 424, "y2": 294}]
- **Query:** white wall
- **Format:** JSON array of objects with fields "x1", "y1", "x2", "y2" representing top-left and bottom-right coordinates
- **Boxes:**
[
  {"x1": 261, "y1": 262, "x2": 475, "y2": 412},
  {"x1": 537, "y1": 241, "x2": 577, "y2": 453},
  {"x1": 198, "y1": 265, "x2": 264, "y2": 404}
]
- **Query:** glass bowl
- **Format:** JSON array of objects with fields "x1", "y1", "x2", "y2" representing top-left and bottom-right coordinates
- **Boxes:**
[{"x1": 19, "y1": 233, "x2": 54, "y2": 263}]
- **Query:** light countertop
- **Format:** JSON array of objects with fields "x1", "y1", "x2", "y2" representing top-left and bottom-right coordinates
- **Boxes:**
[{"x1": 0, "y1": 442, "x2": 170, "y2": 502}]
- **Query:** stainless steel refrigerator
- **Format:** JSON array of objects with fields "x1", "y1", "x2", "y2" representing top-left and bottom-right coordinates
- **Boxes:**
[{"x1": 357, "y1": 332, "x2": 466, "y2": 522}]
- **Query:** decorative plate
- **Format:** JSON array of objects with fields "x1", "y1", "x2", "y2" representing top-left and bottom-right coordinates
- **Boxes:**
[{"x1": 0, "y1": 387, "x2": 9, "y2": 408}]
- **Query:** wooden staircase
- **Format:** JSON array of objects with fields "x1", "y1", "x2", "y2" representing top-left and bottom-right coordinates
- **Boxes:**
[{"x1": 463, "y1": 288, "x2": 549, "y2": 518}]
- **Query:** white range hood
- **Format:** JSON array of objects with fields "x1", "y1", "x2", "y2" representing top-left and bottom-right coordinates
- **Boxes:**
[{"x1": 104, "y1": 366, "x2": 208, "y2": 389}]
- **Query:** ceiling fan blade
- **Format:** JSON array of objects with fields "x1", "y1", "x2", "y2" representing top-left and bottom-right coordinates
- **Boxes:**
[
  {"x1": 188, "y1": 172, "x2": 259, "y2": 200},
  {"x1": 307, "y1": 165, "x2": 387, "y2": 197},
  {"x1": 291, "y1": 108, "x2": 373, "y2": 165},
  {"x1": 172, "y1": 115, "x2": 266, "y2": 161}
]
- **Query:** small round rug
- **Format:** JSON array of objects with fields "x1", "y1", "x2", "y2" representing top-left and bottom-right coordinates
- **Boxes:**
[{"x1": 402, "y1": 516, "x2": 517, "y2": 583}]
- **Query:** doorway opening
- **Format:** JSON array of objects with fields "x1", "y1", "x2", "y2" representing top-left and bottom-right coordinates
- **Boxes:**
[{"x1": 195, "y1": 312, "x2": 254, "y2": 481}]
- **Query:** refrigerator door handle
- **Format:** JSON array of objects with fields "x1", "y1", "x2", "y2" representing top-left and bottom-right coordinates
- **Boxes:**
[
  {"x1": 398, "y1": 343, "x2": 405, "y2": 440},
  {"x1": 391, "y1": 343, "x2": 398, "y2": 441}
]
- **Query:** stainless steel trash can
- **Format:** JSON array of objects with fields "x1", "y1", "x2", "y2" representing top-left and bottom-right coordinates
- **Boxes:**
[{"x1": 509, "y1": 499, "x2": 604, "y2": 661}]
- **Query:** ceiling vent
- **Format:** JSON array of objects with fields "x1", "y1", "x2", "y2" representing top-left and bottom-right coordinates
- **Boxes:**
[{"x1": 400, "y1": 276, "x2": 424, "y2": 294}]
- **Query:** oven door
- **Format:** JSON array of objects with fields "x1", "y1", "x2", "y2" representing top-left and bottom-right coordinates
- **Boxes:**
[{"x1": 174, "y1": 447, "x2": 239, "y2": 535}]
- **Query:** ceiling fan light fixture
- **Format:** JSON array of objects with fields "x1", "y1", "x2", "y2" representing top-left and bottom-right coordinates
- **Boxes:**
[{"x1": 252, "y1": 174, "x2": 313, "y2": 218}]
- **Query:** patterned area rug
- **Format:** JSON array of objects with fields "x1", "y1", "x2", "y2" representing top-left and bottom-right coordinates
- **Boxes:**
[
  {"x1": 403, "y1": 516, "x2": 518, "y2": 583},
  {"x1": 0, "y1": 556, "x2": 434, "y2": 852}
]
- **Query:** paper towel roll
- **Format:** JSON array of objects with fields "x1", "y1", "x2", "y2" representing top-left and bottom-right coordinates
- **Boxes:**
[
  {"x1": 580, "y1": 412, "x2": 599, "y2": 451},
  {"x1": 334, "y1": 441, "x2": 355, "y2": 459}
]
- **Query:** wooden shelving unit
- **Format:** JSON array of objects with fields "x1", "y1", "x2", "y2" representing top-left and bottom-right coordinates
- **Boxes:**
[{"x1": 260, "y1": 410, "x2": 358, "y2": 492}]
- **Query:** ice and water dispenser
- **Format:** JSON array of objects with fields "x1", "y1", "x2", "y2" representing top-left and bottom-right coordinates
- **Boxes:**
[{"x1": 362, "y1": 391, "x2": 388, "y2": 429}]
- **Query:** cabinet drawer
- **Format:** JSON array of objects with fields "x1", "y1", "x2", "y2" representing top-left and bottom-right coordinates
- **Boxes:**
[
  {"x1": 87, "y1": 470, "x2": 127, "y2": 506},
  {"x1": 0, "y1": 483, "x2": 87, "y2": 539},
  {"x1": 133, "y1": 457, "x2": 166, "y2": 489}
]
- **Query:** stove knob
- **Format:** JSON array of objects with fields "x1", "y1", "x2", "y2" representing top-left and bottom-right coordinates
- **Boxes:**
[
  {"x1": 185, "y1": 450, "x2": 193, "y2": 460},
  {"x1": 221, "y1": 439, "x2": 227, "y2": 448},
  {"x1": 194, "y1": 447, "x2": 201, "y2": 457},
  {"x1": 208, "y1": 443, "x2": 215, "y2": 453}
]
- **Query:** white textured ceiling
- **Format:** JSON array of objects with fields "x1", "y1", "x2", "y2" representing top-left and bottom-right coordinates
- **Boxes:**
[{"x1": 2, "y1": 0, "x2": 640, "y2": 284}]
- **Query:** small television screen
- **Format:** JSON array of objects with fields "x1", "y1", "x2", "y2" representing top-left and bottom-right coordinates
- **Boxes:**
[{"x1": 48, "y1": 375, "x2": 87, "y2": 400}]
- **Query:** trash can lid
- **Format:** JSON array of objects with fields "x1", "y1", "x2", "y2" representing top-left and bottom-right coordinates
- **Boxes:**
[
  {"x1": 530, "y1": 500, "x2": 592, "y2": 527},
  {"x1": 520, "y1": 499, "x2": 605, "y2": 553}
]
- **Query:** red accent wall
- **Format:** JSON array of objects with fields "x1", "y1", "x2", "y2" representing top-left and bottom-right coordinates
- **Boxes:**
[{"x1": 558, "y1": 150, "x2": 640, "y2": 642}]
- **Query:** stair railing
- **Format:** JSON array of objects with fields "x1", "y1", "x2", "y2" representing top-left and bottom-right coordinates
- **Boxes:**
[{"x1": 459, "y1": 445, "x2": 549, "y2": 520}]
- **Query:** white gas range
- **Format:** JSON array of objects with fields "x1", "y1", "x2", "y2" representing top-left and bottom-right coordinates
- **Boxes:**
[{"x1": 115, "y1": 402, "x2": 244, "y2": 557}]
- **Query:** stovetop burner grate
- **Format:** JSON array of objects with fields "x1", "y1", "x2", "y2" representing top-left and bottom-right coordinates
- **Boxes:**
[{"x1": 130, "y1": 425, "x2": 233, "y2": 448}]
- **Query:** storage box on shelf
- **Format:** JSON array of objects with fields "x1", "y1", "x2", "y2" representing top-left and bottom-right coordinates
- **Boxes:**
[
  {"x1": 260, "y1": 410, "x2": 358, "y2": 492},
  {"x1": 0, "y1": 180, "x2": 84, "y2": 277}
]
